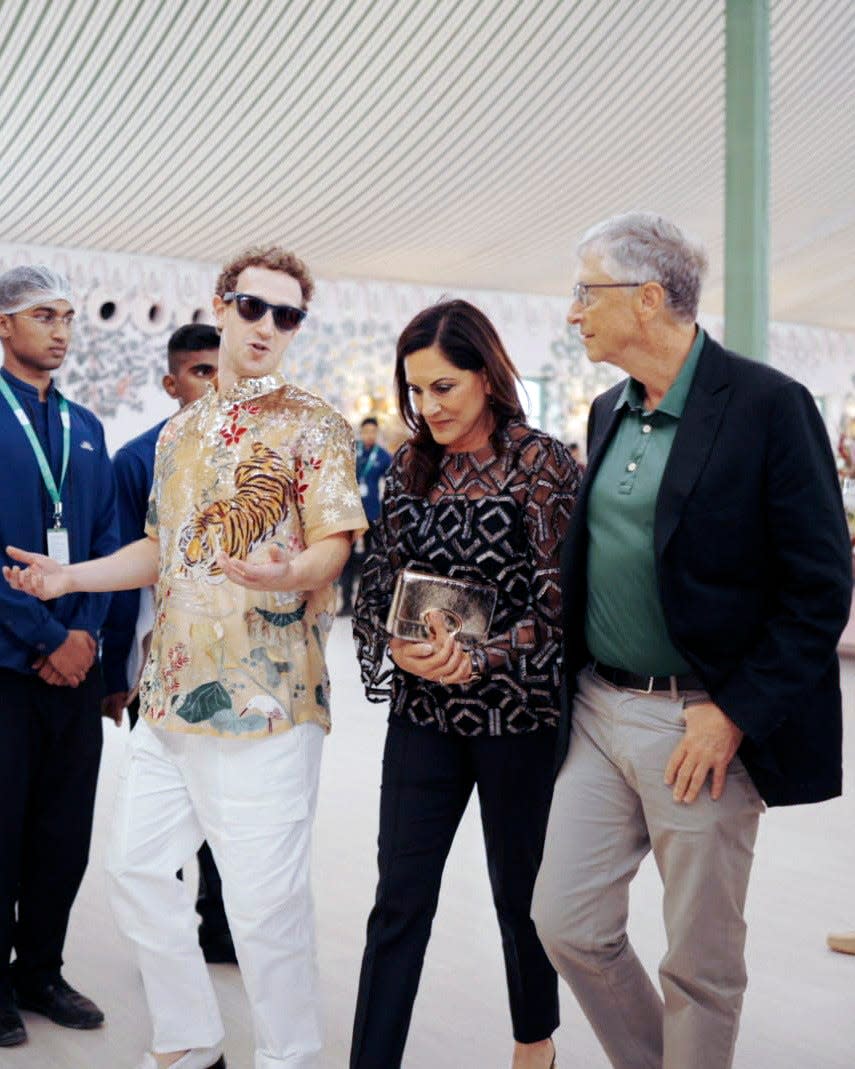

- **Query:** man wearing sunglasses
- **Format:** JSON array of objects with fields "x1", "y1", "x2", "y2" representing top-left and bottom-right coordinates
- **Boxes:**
[{"x1": 4, "y1": 247, "x2": 367, "y2": 1069}]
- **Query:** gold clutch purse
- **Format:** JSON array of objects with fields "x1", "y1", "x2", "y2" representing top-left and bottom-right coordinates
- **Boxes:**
[{"x1": 386, "y1": 565, "x2": 497, "y2": 648}]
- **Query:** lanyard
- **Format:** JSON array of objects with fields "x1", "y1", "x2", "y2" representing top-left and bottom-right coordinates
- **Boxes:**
[
  {"x1": 358, "y1": 444, "x2": 379, "y2": 480},
  {"x1": 0, "y1": 375, "x2": 70, "y2": 527}
]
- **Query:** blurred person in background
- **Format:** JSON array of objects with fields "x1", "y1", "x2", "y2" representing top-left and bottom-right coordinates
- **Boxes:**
[
  {"x1": 338, "y1": 416, "x2": 392, "y2": 616},
  {"x1": 568, "y1": 441, "x2": 585, "y2": 474}
]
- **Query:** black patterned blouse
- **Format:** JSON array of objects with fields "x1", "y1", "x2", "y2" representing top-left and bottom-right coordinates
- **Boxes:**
[{"x1": 352, "y1": 420, "x2": 580, "y2": 735}]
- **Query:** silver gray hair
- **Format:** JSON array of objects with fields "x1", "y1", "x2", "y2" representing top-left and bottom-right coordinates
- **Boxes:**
[
  {"x1": 0, "y1": 265, "x2": 74, "y2": 315},
  {"x1": 576, "y1": 212, "x2": 708, "y2": 321}
]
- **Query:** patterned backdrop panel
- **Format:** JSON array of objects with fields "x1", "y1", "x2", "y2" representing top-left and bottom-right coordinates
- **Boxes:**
[{"x1": 1, "y1": 242, "x2": 853, "y2": 455}]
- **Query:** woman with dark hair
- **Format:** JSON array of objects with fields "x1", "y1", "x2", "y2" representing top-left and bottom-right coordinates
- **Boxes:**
[{"x1": 350, "y1": 299, "x2": 580, "y2": 1069}]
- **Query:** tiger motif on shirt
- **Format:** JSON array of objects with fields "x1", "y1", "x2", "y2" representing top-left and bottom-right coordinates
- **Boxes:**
[{"x1": 178, "y1": 442, "x2": 291, "y2": 575}]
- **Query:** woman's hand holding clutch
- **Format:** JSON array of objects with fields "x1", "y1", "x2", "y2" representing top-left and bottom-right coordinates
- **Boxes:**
[{"x1": 389, "y1": 610, "x2": 478, "y2": 686}]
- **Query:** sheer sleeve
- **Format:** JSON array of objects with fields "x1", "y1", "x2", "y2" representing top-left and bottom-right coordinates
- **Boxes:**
[
  {"x1": 477, "y1": 437, "x2": 580, "y2": 683},
  {"x1": 352, "y1": 451, "x2": 406, "y2": 701}
]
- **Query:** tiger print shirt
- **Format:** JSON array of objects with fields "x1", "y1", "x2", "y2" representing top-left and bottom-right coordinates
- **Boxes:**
[
  {"x1": 138, "y1": 372, "x2": 366, "y2": 739},
  {"x1": 353, "y1": 421, "x2": 580, "y2": 735}
]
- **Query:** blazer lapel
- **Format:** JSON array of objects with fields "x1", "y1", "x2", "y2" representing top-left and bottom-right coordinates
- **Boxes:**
[
  {"x1": 559, "y1": 384, "x2": 625, "y2": 607},
  {"x1": 586, "y1": 403, "x2": 623, "y2": 481},
  {"x1": 568, "y1": 386, "x2": 624, "y2": 531},
  {"x1": 654, "y1": 338, "x2": 731, "y2": 556}
]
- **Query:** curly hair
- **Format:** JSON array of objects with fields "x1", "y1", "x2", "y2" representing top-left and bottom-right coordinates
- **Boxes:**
[{"x1": 215, "y1": 246, "x2": 315, "y2": 309}]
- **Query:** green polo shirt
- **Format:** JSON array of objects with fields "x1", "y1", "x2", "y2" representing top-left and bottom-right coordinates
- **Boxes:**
[{"x1": 585, "y1": 328, "x2": 705, "y2": 675}]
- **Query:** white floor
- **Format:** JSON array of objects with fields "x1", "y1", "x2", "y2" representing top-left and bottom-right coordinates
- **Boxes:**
[{"x1": 3, "y1": 619, "x2": 854, "y2": 1069}]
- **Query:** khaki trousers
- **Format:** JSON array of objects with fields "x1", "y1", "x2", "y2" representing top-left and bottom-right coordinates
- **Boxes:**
[{"x1": 532, "y1": 667, "x2": 764, "y2": 1069}]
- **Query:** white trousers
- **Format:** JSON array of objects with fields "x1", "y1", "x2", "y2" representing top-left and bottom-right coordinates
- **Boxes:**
[{"x1": 106, "y1": 716, "x2": 325, "y2": 1069}]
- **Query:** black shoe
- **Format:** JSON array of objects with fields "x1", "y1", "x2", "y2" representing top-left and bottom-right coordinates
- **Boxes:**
[
  {"x1": 200, "y1": 933, "x2": 238, "y2": 965},
  {"x1": 15, "y1": 977, "x2": 104, "y2": 1030},
  {"x1": 0, "y1": 1004, "x2": 26, "y2": 1047}
]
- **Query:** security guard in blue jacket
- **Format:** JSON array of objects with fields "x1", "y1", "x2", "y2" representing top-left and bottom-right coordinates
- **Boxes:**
[{"x1": 0, "y1": 266, "x2": 118, "y2": 1048}]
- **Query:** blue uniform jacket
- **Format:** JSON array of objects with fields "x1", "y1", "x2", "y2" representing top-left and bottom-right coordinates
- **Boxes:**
[
  {"x1": 0, "y1": 367, "x2": 119, "y2": 675},
  {"x1": 356, "y1": 442, "x2": 392, "y2": 522},
  {"x1": 100, "y1": 419, "x2": 166, "y2": 694}
]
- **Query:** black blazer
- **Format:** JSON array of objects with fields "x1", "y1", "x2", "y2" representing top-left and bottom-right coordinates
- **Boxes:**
[{"x1": 558, "y1": 333, "x2": 853, "y2": 806}]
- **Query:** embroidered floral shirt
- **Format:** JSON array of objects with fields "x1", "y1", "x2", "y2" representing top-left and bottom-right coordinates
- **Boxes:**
[{"x1": 139, "y1": 373, "x2": 366, "y2": 739}]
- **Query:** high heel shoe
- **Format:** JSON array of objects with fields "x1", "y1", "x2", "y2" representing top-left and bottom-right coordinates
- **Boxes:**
[{"x1": 514, "y1": 1036, "x2": 556, "y2": 1069}]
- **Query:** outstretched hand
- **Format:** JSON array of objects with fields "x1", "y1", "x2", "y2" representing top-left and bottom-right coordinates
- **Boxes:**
[
  {"x1": 216, "y1": 544, "x2": 297, "y2": 592},
  {"x1": 3, "y1": 545, "x2": 72, "y2": 601}
]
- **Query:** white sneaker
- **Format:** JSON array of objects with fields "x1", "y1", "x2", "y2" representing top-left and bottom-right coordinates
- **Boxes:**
[{"x1": 136, "y1": 1047, "x2": 225, "y2": 1069}]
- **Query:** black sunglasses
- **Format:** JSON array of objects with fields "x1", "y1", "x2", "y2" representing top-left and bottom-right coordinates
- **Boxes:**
[{"x1": 222, "y1": 291, "x2": 307, "y2": 332}]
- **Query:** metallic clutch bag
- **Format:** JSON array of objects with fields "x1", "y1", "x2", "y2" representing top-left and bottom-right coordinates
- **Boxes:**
[{"x1": 386, "y1": 565, "x2": 497, "y2": 647}]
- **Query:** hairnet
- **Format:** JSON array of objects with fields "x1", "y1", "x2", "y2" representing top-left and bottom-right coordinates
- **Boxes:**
[{"x1": 0, "y1": 265, "x2": 74, "y2": 315}]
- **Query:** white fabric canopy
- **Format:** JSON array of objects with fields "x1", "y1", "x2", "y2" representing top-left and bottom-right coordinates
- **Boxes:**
[{"x1": 0, "y1": 0, "x2": 852, "y2": 330}]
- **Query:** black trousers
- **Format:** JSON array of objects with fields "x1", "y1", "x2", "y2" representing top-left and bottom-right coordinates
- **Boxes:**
[
  {"x1": 339, "y1": 548, "x2": 364, "y2": 612},
  {"x1": 339, "y1": 528, "x2": 374, "y2": 612},
  {"x1": 350, "y1": 715, "x2": 560, "y2": 1069},
  {"x1": 127, "y1": 697, "x2": 231, "y2": 946},
  {"x1": 0, "y1": 667, "x2": 103, "y2": 1002}
]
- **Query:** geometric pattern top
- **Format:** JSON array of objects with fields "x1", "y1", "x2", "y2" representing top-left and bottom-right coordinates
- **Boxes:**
[{"x1": 353, "y1": 420, "x2": 580, "y2": 735}]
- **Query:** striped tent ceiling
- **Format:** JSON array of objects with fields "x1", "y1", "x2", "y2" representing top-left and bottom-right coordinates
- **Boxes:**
[{"x1": 0, "y1": 0, "x2": 852, "y2": 330}]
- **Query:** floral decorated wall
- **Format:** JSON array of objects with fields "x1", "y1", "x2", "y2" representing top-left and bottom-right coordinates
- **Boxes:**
[{"x1": 1, "y1": 241, "x2": 853, "y2": 460}]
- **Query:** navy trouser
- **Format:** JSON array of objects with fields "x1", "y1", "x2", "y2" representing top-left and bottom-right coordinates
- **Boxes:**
[
  {"x1": 0, "y1": 666, "x2": 103, "y2": 1001},
  {"x1": 350, "y1": 714, "x2": 559, "y2": 1068}
]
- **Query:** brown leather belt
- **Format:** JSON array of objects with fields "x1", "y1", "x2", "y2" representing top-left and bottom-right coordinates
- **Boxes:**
[{"x1": 591, "y1": 661, "x2": 705, "y2": 694}]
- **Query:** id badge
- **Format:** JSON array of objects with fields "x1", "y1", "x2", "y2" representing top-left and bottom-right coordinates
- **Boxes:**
[
  {"x1": 46, "y1": 527, "x2": 70, "y2": 565},
  {"x1": 359, "y1": 481, "x2": 369, "y2": 497}
]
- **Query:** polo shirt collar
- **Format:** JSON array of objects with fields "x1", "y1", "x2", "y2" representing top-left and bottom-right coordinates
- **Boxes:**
[{"x1": 614, "y1": 326, "x2": 705, "y2": 417}]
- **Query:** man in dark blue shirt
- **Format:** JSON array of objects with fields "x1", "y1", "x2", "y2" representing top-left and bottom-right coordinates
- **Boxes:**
[
  {"x1": 99, "y1": 324, "x2": 236, "y2": 967},
  {"x1": 338, "y1": 416, "x2": 391, "y2": 615},
  {"x1": 0, "y1": 266, "x2": 119, "y2": 1048},
  {"x1": 101, "y1": 324, "x2": 219, "y2": 726}
]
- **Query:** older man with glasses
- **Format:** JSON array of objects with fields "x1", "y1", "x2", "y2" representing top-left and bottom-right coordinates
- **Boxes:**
[
  {"x1": 532, "y1": 212, "x2": 852, "y2": 1069},
  {"x1": 4, "y1": 247, "x2": 367, "y2": 1069}
]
